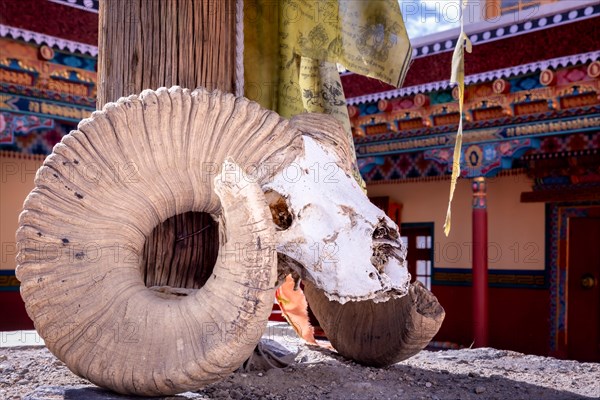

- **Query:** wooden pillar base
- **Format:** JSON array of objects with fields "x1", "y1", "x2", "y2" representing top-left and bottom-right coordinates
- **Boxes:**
[
  {"x1": 142, "y1": 212, "x2": 219, "y2": 289},
  {"x1": 97, "y1": 0, "x2": 237, "y2": 288}
]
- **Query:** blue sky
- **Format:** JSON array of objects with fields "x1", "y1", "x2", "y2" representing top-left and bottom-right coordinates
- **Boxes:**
[{"x1": 399, "y1": 0, "x2": 462, "y2": 39}]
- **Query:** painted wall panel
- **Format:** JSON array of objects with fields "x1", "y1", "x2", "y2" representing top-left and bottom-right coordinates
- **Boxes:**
[
  {"x1": 1, "y1": 154, "x2": 42, "y2": 270},
  {"x1": 367, "y1": 173, "x2": 545, "y2": 270}
]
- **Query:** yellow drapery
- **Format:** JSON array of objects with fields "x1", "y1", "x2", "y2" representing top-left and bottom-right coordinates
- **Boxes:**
[
  {"x1": 244, "y1": 0, "x2": 412, "y2": 186},
  {"x1": 443, "y1": 0, "x2": 472, "y2": 236}
]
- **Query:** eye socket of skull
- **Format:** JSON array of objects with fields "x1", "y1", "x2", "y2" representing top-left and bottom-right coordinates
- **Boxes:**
[{"x1": 265, "y1": 189, "x2": 293, "y2": 230}]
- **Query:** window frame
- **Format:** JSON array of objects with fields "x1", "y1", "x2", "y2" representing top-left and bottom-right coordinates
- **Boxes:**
[{"x1": 400, "y1": 222, "x2": 435, "y2": 290}]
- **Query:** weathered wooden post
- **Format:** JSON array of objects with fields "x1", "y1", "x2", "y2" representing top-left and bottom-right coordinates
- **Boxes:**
[
  {"x1": 97, "y1": 0, "x2": 239, "y2": 289},
  {"x1": 98, "y1": 0, "x2": 237, "y2": 104}
]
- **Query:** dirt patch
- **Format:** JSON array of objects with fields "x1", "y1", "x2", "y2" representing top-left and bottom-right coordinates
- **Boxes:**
[{"x1": 1, "y1": 327, "x2": 598, "y2": 400}]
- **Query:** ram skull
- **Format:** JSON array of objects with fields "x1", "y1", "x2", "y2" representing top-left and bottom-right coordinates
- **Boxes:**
[{"x1": 16, "y1": 87, "x2": 444, "y2": 396}]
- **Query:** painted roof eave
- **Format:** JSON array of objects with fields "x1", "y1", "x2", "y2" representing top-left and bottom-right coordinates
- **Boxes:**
[
  {"x1": 408, "y1": 0, "x2": 599, "y2": 59},
  {"x1": 0, "y1": 24, "x2": 98, "y2": 57},
  {"x1": 346, "y1": 51, "x2": 600, "y2": 106}
]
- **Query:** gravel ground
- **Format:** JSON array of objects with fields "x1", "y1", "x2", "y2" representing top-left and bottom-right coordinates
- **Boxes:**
[{"x1": 1, "y1": 325, "x2": 599, "y2": 400}]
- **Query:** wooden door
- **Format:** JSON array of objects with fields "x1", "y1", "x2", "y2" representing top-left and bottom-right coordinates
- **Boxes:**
[{"x1": 567, "y1": 217, "x2": 600, "y2": 362}]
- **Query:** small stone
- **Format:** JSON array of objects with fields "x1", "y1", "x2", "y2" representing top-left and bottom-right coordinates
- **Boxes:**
[
  {"x1": 266, "y1": 368, "x2": 284, "y2": 378},
  {"x1": 212, "y1": 389, "x2": 229, "y2": 399},
  {"x1": 257, "y1": 372, "x2": 264, "y2": 377},
  {"x1": 230, "y1": 389, "x2": 244, "y2": 400},
  {"x1": 425, "y1": 382, "x2": 432, "y2": 388},
  {"x1": 342, "y1": 382, "x2": 372, "y2": 390},
  {"x1": 468, "y1": 372, "x2": 477, "y2": 378},
  {"x1": 2, "y1": 366, "x2": 14, "y2": 374},
  {"x1": 220, "y1": 381, "x2": 233, "y2": 389},
  {"x1": 474, "y1": 386, "x2": 486, "y2": 394},
  {"x1": 0, "y1": 355, "x2": 7, "y2": 362},
  {"x1": 17, "y1": 379, "x2": 29, "y2": 385}
]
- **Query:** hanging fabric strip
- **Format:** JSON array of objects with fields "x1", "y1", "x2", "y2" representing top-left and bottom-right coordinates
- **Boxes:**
[{"x1": 443, "y1": 0, "x2": 472, "y2": 237}]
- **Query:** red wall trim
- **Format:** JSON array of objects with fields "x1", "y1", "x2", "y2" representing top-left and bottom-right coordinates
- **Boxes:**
[
  {"x1": 0, "y1": 0, "x2": 98, "y2": 46},
  {"x1": 433, "y1": 285, "x2": 550, "y2": 356}
]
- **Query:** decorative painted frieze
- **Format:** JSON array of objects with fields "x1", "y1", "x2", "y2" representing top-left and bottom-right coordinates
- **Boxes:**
[
  {"x1": 425, "y1": 138, "x2": 539, "y2": 179},
  {"x1": 0, "y1": 24, "x2": 98, "y2": 56},
  {"x1": 346, "y1": 51, "x2": 600, "y2": 106}
]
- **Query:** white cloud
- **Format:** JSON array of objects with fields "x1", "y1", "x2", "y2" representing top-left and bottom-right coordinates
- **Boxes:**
[{"x1": 399, "y1": 0, "x2": 462, "y2": 39}]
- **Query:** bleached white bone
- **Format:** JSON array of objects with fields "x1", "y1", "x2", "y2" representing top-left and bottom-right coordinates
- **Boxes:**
[{"x1": 265, "y1": 136, "x2": 410, "y2": 304}]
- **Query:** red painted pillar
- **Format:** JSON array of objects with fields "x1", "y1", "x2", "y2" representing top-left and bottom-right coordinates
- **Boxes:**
[{"x1": 472, "y1": 177, "x2": 489, "y2": 347}]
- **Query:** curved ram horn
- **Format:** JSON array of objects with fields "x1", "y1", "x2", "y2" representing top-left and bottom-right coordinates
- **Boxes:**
[
  {"x1": 16, "y1": 87, "x2": 299, "y2": 395},
  {"x1": 304, "y1": 279, "x2": 445, "y2": 367}
]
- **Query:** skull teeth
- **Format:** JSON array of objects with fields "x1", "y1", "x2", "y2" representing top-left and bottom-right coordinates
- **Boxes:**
[
  {"x1": 370, "y1": 217, "x2": 405, "y2": 275},
  {"x1": 372, "y1": 219, "x2": 399, "y2": 240},
  {"x1": 371, "y1": 243, "x2": 405, "y2": 272},
  {"x1": 373, "y1": 238, "x2": 402, "y2": 248}
]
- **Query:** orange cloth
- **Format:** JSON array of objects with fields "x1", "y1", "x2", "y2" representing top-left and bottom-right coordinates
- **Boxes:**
[{"x1": 275, "y1": 274, "x2": 317, "y2": 345}]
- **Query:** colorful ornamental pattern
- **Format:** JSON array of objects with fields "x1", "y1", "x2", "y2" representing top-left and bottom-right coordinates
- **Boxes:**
[
  {"x1": 362, "y1": 133, "x2": 599, "y2": 183},
  {"x1": 472, "y1": 177, "x2": 487, "y2": 210},
  {"x1": 0, "y1": 35, "x2": 96, "y2": 155},
  {"x1": 352, "y1": 53, "x2": 600, "y2": 183},
  {"x1": 346, "y1": 51, "x2": 600, "y2": 105},
  {"x1": 0, "y1": 25, "x2": 98, "y2": 56},
  {"x1": 360, "y1": 152, "x2": 447, "y2": 182},
  {"x1": 425, "y1": 138, "x2": 539, "y2": 178},
  {"x1": 0, "y1": 111, "x2": 74, "y2": 155},
  {"x1": 0, "y1": 112, "x2": 55, "y2": 144},
  {"x1": 355, "y1": 110, "x2": 600, "y2": 157}
]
